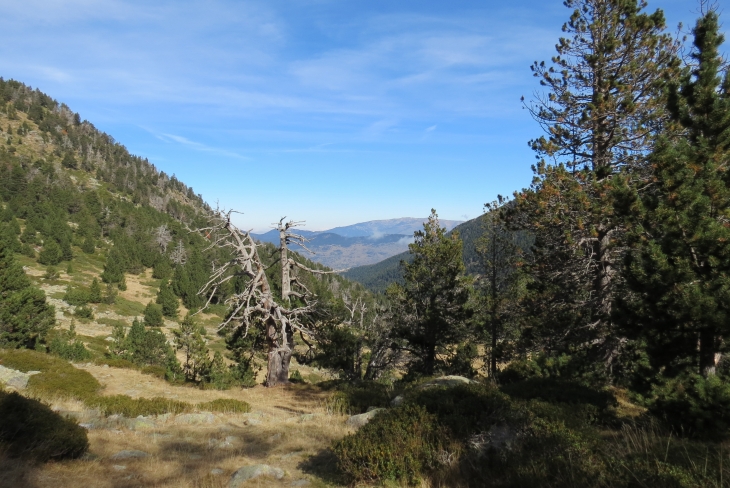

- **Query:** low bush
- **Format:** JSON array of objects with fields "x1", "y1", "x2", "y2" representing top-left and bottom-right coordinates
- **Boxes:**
[
  {"x1": 47, "y1": 324, "x2": 92, "y2": 362},
  {"x1": 63, "y1": 286, "x2": 89, "y2": 306},
  {"x1": 649, "y1": 373, "x2": 730, "y2": 440},
  {"x1": 319, "y1": 380, "x2": 392, "y2": 414},
  {"x1": 333, "y1": 404, "x2": 450, "y2": 485},
  {"x1": 289, "y1": 369, "x2": 304, "y2": 383},
  {"x1": 29, "y1": 367, "x2": 101, "y2": 401},
  {"x1": 498, "y1": 354, "x2": 574, "y2": 385},
  {"x1": 197, "y1": 398, "x2": 251, "y2": 413},
  {"x1": 74, "y1": 305, "x2": 94, "y2": 319},
  {"x1": 410, "y1": 383, "x2": 513, "y2": 438},
  {"x1": 0, "y1": 348, "x2": 101, "y2": 400},
  {"x1": 91, "y1": 395, "x2": 191, "y2": 417},
  {"x1": 500, "y1": 378, "x2": 617, "y2": 425},
  {"x1": 0, "y1": 391, "x2": 88, "y2": 461}
]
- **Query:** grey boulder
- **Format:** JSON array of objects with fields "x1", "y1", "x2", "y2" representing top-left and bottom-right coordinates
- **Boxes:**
[
  {"x1": 345, "y1": 408, "x2": 385, "y2": 429},
  {"x1": 229, "y1": 464, "x2": 285, "y2": 487},
  {"x1": 0, "y1": 365, "x2": 31, "y2": 389}
]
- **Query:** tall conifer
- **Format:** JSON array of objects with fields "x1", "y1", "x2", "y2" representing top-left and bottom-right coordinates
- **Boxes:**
[{"x1": 625, "y1": 10, "x2": 730, "y2": 377}]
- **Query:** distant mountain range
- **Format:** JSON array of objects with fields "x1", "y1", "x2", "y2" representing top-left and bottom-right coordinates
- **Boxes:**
[
  {"x1": 342, "y1": 215, "x2": 534, "y2": 293},
  {"x1": 341, "y1": 216, "x2": 485, "y2": 292},
  {"x1": 252, "y1": 218, "x2": 463, "y2": 269}
]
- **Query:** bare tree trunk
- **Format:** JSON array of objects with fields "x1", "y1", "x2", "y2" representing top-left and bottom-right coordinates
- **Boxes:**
[
  {"x1": 699, "y1": 327, "x2": 718, "y2": 377},
  {"x1": 266, "y1": 341, "x2": 293, "y2": 386}
]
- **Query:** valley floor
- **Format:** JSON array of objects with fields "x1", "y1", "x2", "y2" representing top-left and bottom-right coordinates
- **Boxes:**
[{"x1": 0, "y1": 365, "x2": 350, "y2": 488}]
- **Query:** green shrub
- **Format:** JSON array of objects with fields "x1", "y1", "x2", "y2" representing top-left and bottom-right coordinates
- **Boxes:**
[
  {"x1": 319, "y1": 380, "x2": 392, "y2": 414},
  {"x1": 333, "y1": 404, "x2": 450, "y2": 485},
  {"x1": 500, "y1": 378, "x2": 616, "y2": 425},
  {"x1": 63, "y1": 286, "x2": 89, "y2": 306},
  {"x1": 289, "y1": 369, "x2": 304, "y2": 383},
  {"x1": 43, "y1": 265, "x2": 59, "y2": 280},
  {"x1": 649, "y1": 374, "x2": 730, "y2": 440},
  {"x1": 48, "y1": 336, "x2": 91, "y2": 362},
  {"x1": 143, "y1": 302, "x2": 163, "y2": 327},
  {"x1": 74, "y1": 305, "x2": 94, "y2": 319},
  {"x1": 28, "y1": 368, "x2": 101, "y2": 401},
  {"x1": 91, "y1": 395, "x2": 191, "y2": 417},
  {"x1": 410, "y1": 383, "x2": 513, "y2": 438},
  {"x1": 47, "y1": 323, "x2": 92, "y2": 362},
  {"x1": 0, "y1": 391, "x2": 88, "y2": 461},
  {"x1": 484, "y1": 416, "x2": 604, "y2": 487},
  {"x1": 197, "y1": 398, "x2": 251, "y2": 413}
]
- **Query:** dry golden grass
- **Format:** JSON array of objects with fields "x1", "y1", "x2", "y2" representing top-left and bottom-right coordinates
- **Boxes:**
[{"x1": 1, "y1": 364, "x2": 352, "y2": 488}]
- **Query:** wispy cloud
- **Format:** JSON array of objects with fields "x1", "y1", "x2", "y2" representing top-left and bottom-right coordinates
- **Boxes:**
[{"x1": 154, "y1": 132, "x2": 250, "y2": 160}]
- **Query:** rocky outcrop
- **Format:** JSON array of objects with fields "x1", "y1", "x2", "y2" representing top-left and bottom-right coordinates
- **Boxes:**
[
  {"x1": 229, "y1": 464, "x2": 285, "y2": 487},
  {"x1": 345, "y1": 408, "x2": 385, "y2": 429},
  {"x1": 0, "y1": 365, "x2": 33, "y2": 389}
]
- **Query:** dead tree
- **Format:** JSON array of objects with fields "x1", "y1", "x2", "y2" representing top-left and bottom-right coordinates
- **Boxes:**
[{"x1": 196, "y1": 211, "x2": 332, "y2": 387}]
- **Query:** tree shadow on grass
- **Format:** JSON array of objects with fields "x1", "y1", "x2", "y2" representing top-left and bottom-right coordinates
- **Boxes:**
[{"x1": 298, "y1": 448, "x2": 346, "y2": 486}]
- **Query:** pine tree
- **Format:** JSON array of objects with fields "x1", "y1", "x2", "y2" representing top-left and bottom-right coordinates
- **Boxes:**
[
  {"x1": 38, "y1": 239, "x2": 62, "y2": 265},
  {"x1": 101, "y1": 248, "x2": 125, "y2": 284},
  {"x1": 81, "y1": 235, "x2": 95, "y2": 254},
  {"x1": 389, "y1": 209, "x2": 471, "y2": 376},
  {"x1": 88, "y1": 278, "x2": 102, "y2": 304},
  {"x1": 476, "y1": 198, "x2": 524, "y2": 379},
  {"x1": 109, "y1": 322, "x2": 127, "y2": 357},
  {"x1": 152, "y1": 257, "x2": 172, "y2": 279},
  {"x1": 173, "y1": 313, "x2": 209, "y2": 382},
  {"x1": 0, "y1": 247, "x2": 55, "y2": 347},
  {"x1": 143, "y1": 301, "x2": 164, "y2": 328},
  {"x1": 156, "y1": 279, "x2": 178, "y2": 319},
  {"x1": 625, "y1": 10, "x2": 730, "y2": 378},
  {"x1": 513, "y1": 0, "x2": 679, "y2": 374}
]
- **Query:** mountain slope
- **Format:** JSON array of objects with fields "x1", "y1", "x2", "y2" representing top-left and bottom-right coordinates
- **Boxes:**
[
  {"x1": 340, "y1": 217, "x2": 484, "y2": 292},
  {"x1": 252, "y1": 230, "x2": 413, "y2": 269},
  {"x1": 252, "y1": 217, "x2": 463, "y2": 269},
  {"x1": 326, "y1": 217, "x2": 462, "y2": 238}
]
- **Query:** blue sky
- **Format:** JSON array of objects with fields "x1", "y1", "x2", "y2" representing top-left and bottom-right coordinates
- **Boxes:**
[{"x1": 0, "y1": 0, "x2": 716, "y2": 232}]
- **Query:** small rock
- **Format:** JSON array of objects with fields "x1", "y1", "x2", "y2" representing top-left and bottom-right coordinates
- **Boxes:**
[
  {"x1": 211, "y1": 468, "x2": 225, "y2": 476},
  {"x1": 27, "y1": 370, "x2": 41, "y2": 376},
  {"x1": 268, "y1": 432, "x2": 282, "y2": 442},
  {"x1": 112, "y1": 465, "x2": 127, "y2": 471},
  {"x1": 229, "y1": 464, "x2": 285, "y2": 487},
  {"x1": 79, "y1": 423, "x2": 95, "y2": 430},
  {"x1": 291, "y1": 480, "x2": 311, "y2": 486},
  {"x1": 110, "y1": 450, "x2": 149, "y2": 460},
  {"x1": 299, "y1": 413, "x2": 318, "y2": 422},
  {"x1": 189, "y1": 454, "x2": 202, "y2": 460},
  {"x1": 0, "y1": 365, "x2": 31, "y2": 389},
  {"x1": 244, "y1": 418, "x2": 262, "y2": 426},
  {"x1": 391, "y1": 395, "x2": 404, "y2": 407},
  {"x1": 346, "y1": 408, "x2": 385, "y2": 429},
  {"x1": 103, "y1": 364, "x2": 110, "y2": 369},
  {"x1": 366, "y1": 406, "x2": 379, "y2": 412}
]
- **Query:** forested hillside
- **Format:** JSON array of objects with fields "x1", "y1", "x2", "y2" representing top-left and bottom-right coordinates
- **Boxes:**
[{"x1": 0, "y1": 77, "x2": 377, "y2": 386}]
